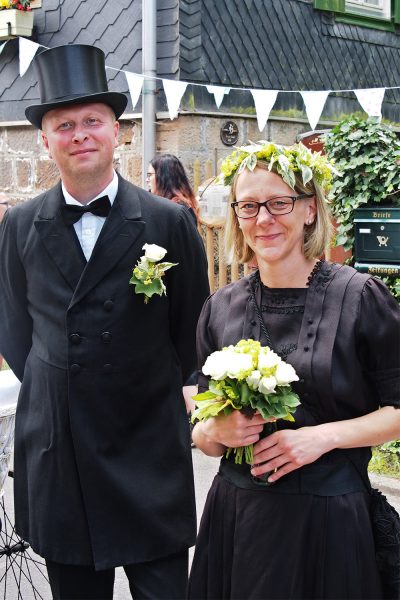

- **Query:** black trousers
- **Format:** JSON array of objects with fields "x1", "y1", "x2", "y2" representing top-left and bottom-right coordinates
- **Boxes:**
[{"x1": 46, "y1": 549, "x2": 189, "y2": 600}]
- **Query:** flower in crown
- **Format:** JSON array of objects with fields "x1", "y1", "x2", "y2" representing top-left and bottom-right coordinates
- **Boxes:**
[{"x1": 220, "y1": 140, "x2": 340, "y2": 191}]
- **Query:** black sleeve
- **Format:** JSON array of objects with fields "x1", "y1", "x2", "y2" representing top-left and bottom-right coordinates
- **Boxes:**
[
  {"x1": 0, "y1": 209, "x2": 33, "y2": 381},
  {"x1": 356, "y1": 277, "x2": 400, "y2": 408},
  {"x1": 167, "y1": 206, "x2": 210, "y2": 384}
]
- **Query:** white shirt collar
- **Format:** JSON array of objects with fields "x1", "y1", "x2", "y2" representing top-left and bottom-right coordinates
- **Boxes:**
[{"x1": 62, "y1": 171, "x2": 118, "y2": 206}]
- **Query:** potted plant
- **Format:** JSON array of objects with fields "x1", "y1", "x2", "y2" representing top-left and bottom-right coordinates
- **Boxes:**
[
  {"x1": 324, "y1": 116, "x2": 400, "y2": 299},
  {"x1": 0, "y1": 0, "x2": 33, "y2": 40}
]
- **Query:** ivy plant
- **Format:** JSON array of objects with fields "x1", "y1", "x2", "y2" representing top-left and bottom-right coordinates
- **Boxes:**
[{"x1": 324, "y1": 116, "x2": 400, "y2": 299}]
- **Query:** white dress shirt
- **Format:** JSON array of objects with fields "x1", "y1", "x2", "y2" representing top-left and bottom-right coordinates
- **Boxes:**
[{"x1": 62, "y1": 171, "x2": 118, "y2": 261}]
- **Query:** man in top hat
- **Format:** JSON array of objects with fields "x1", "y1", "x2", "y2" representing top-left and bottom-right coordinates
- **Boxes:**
[{"x1": 0, "y1": 44, "x2": 209, "y2": 599}]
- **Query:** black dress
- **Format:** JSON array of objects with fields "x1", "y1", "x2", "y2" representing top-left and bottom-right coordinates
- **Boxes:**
[{"x1": 189, "y1": 262, "x2": 400, "y2": 600}]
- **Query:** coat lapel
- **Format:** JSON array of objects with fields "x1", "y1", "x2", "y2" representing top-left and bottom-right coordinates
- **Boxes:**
[
  {"x1": 34, "y1": 184, "x2": 87, "y2": 291},
  {"x1": 70, "y1": 176, "x2": 145, "y2": 307}
]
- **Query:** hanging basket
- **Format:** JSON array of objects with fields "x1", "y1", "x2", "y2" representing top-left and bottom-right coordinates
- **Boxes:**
[{"x1": 0, "y1": 9, "x2": 33, "y2": 40}]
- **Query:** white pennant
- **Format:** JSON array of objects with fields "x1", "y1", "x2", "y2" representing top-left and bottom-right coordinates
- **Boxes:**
[
  {"x1": 300, "y1": 90, "x2": 330, "y2": 131},
  {"x1": 0, "y1": 41, "x2": 8, "y2": 56},
  {"x1": 162, "y1": 79, "x2": 188, "y2": 120},
  {"x1": 354, "y1": 88, "x2": 385, "y2": 119},
  {"x1": 19, "y1": 37, "x2": 40, "y2": 76},
  {"x1": 124, "y1": 72, "x2": 144, "y2": 111},
  {"x1": 206, "y1": 85, "x2": 230, "y2": 109},
  {"x1": 250, "y1": 89, "x2": 278, "y2": 132}
]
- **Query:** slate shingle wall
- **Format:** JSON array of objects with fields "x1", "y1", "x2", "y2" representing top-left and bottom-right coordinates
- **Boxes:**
[
  {"x1": 179, "y1": 0, "x2": 400, "y2": 121},
  {"x1": 0, "y1": 0, "x2": 179, "y2": 122}
]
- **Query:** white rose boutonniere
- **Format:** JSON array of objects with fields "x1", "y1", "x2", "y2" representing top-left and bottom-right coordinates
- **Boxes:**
[{"x1": 130, "y1": 244, "x2": 178, "y2": 304}]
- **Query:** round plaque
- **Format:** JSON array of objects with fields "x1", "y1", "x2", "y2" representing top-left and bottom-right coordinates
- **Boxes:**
[{"x1": 220, "y1": 121, "x2": 239, "y2": 146}]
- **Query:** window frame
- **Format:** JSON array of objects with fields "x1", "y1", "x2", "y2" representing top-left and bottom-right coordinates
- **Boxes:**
[{"x1": 314, "y1": 0, "x2": 400, "y2": 30}]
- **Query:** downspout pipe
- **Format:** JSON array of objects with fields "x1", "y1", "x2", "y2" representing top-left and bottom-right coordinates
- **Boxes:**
[{"x1": 142, "y1": 0, "x2": 157, "y2": 188}]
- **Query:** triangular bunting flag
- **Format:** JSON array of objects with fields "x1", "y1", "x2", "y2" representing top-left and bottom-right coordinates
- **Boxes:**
[
  {"x1": 250, "y1": 89, "x2": 278, "y2": 132},
  {"x1": 0, "y1": 41, "x2": 8, "y2": 56},
  {"x1": 206, "y1": 85, "x2": 230, "y2": 109},
  {"x1": 124, "y1": 72, "x2": 144, "y2": 111},
  {"x1": 19, "y1": 37, "x2": 40, "y2": 76},
  {"x1": 162, "y1": 79, "x2": 188, "y2": 120},
  {"x1": 300, "y1": 90, "x2": 330, "y2": 131},
  {"x1": 354, "y1": 88, "x2": 385, "y2": 119}
]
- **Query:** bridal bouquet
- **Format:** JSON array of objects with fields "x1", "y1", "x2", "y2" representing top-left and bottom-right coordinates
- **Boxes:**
[{"x1": 192, "y1": 339, "x2": 301, "y2": 464}]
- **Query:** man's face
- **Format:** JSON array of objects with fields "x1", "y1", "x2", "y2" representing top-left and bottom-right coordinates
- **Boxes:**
[{"x1": 41, "y1": 103, "x2": 119, "y2": 188}]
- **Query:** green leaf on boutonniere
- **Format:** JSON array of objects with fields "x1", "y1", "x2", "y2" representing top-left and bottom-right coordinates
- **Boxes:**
[{"x1": 130, "y1": 276, "x2": 164, "y2": 304}]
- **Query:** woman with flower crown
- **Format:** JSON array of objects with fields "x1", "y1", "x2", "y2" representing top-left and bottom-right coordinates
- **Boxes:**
[{"x1": 188, "y1": 141, "x2": 400, "y2": 599}]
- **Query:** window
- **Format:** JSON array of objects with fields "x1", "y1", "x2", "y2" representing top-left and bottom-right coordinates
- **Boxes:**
[
  {"x1": 314, "y1": 0, "x2": 400, "y2": 28},
  {"x1": 345, "y1": 0, "x2": 391, "y2": 21}
]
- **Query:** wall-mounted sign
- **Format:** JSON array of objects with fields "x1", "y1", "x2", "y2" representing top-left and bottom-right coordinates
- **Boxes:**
[{"x1": 220, "y1": 121, "x2": 239, "y2": 146}]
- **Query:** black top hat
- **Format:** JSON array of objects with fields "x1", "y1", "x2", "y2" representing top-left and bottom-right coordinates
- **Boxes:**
[{"x1": 25, "y1": 44, "x2": 128, "y2": 129}]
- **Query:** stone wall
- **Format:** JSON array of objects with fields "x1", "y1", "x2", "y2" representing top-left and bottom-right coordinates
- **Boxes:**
[{"x1": 0, "y1": 113, "x2": 314, "y2": 204}]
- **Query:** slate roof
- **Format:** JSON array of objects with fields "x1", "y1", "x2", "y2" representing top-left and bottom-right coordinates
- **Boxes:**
[
  {"x1": 179, "y1": 0, "x2": 400, "y2": 121},
  {"x1": 0, "y1": 0, "x2": 399, "y2": 122},
  {"x1": 0, "y1": 0, "x2": 179, "y2": 122}
]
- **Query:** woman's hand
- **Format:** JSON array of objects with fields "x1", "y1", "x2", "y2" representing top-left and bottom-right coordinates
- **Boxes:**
[
  {"x1": 251, "y1": 406, "x2": 400, "y2": 483},
  {"x1": 251, "y1": 426, "x2": 331, "y2": 483},
  {"x1": 207, "y1": 410, "x2": 267, "y2": 448},
  {"x1": 192, "y1": 410, "x2": 268, "y2": 457}
]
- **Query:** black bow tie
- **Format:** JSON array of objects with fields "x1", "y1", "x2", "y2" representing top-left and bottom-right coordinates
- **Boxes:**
[{"x1": 61, "y1": 195, "x2": 111, "y2": 226}]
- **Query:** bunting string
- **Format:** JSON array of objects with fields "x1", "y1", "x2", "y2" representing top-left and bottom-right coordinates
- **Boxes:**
[{"x1": 7, "y1": 38, "x2": 400, "y2": 131}]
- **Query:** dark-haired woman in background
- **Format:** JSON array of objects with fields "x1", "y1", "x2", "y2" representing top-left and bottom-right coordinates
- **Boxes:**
[{"x1": 147, "y1": 154, "x2": 199, "y2": 225}]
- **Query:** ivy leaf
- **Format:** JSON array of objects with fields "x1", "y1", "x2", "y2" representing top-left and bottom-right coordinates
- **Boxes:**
[{"x1": 302, "y1": 165, "x2": 313, "y2": 185}]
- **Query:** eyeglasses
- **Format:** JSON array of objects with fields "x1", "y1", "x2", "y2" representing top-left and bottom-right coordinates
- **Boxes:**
[{"x1": 231, "y1": 194, "x2": 313, "y2": 219}]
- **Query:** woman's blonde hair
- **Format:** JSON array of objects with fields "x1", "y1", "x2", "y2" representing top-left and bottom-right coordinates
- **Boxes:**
[{"x1": 225, "y1": 161, "x2": 333, "y2": 264}]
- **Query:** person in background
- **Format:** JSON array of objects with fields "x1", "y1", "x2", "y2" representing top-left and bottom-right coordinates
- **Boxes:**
[
  {"x1": 0, "y1": 44, "x2": 209, "y2": 600},
  {"x1": 188, "y1": 141, "x2": 400, "y2": 600},
  {"x1": 147, "y1": 154, "x2": 200, "y2": 225}
]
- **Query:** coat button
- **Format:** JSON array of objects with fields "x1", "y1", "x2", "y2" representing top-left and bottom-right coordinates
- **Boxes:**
[
  {"x1": 251, "y1": 320, "x2": 257, "y2": 326},
  {"x1": 103, "y1": 363, "x2": 113, "y2": 374},
  {"x1": 308, "y1": 319, "x2": 313, "y2": 325},
  {"x1": 103, "y1": 300, "x2": 114, "y2": 312},
  {"x1": 69, "y1": 333, "x2": 81, "y2": 345},
  {"x1": 303, "y1": 346, "x2": 309, "y2": 352},
  {"x1": 70, "y1": 363, "x2": 81, "y2": 374},
  {"x1": 101, "y1": 332, "x2": 112, "y2": 344}
]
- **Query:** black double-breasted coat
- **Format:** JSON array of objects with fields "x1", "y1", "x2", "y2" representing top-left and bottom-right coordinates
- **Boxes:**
[{"x1": 0, "y1": 174, "x2": 210, "y2": 569}]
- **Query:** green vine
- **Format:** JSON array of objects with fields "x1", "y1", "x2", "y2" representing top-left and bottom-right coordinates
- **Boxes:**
[{"x1": 324, "y1": 116, "x2": 400, "y2": 299}]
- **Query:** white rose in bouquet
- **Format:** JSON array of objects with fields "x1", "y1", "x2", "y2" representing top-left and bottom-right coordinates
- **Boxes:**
[
  {"x1": 246, "y1": 370, "x2": 262, "y2": 391},
  {"x1": 226, "y1": 352, "x2": 253, "y2": 379},
  {"x1": 202, "y1": 350, "x2": 229, "y2": 380},
  {"x1": 275, "y1": 361, "x2": 299, "y2": 385},
  {"x1": 258, "y1": 375, "x2": 277, "y2": 395},
  {"x1": 258, "y1": 347, "x2": 281, "y2": 373},
  {"x1": 142, "y1": 243, "x2": 167, "y2": 262}
]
